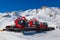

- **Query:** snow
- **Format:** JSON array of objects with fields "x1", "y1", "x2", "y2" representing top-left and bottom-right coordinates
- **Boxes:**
[
  {"x1": 0, "y1": 31, "x2": 27, "y2": 40},
  {"x1": 0, "y1": 7, "x2": 60, "y2": 40},
  {"x1": 0, "y1": 30, "x2": 60, "y2": 40}
]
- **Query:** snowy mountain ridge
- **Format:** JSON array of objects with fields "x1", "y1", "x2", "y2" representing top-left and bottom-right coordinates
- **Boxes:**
[
  {"x1": 0, "y1": 7, "x2": 60, "y2": 40},
  {"x1": 0, "y1": 7, "x2": 60, "y2": 29}
]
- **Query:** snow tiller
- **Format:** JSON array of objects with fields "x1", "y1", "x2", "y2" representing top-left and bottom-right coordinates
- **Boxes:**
[{"x1": 5, "y1": 16, "x2": 55, "y2": 33}]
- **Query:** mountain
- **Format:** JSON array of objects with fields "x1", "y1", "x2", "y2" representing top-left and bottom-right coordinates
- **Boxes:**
[
  {"x1": 0, "y1": 7, "x2": 60, "y2": 29},
  {"x1": 0, "y1": 6, "x2": 60, "y2": 40}
]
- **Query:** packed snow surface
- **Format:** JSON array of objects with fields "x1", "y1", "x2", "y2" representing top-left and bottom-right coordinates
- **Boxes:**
[
  {"x1": 0, "y1": 7, "x2": 60, "y2": 40},
  {"x1": 0, "y1": 30, "x2": 60, "y2": 40}
]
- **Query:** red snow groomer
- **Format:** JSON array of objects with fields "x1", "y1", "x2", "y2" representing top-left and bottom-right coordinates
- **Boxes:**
[{"x1": 6, "y1": 16, "x2": 55, "y2": 32}]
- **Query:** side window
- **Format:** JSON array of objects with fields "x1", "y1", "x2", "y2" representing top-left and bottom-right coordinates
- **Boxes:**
[
  {"x1": 33, "y1": 22, "x2": 35, "y2": 24},
  {"x1": 36, "y1": 21, "x2": 39, "y2": 24},
  {"x1": 43, "y1": 22, "x2": 48, "y2": 27}
]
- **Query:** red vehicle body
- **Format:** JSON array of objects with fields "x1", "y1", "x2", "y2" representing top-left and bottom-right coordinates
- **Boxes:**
[{"x1": 14, "y1": 16, "x2": 47, "y2": 29}]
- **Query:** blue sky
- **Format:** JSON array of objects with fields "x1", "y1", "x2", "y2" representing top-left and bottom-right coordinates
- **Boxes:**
[{"x1": 0, "y1": 0, "x2": 60, "y2": 12}]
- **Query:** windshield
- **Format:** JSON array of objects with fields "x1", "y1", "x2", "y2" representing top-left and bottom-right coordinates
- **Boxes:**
[
  {"x1": 18, "y1": 20, "x2": 23, "y2": 25},
  {"x1": 18, "y1": 20, "x2": 27, "y2": 26}
]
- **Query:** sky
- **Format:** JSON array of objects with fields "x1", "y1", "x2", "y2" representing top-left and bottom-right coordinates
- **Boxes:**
[{"x1": 0, "y1": 0, "x2": 60, "y2": 12}]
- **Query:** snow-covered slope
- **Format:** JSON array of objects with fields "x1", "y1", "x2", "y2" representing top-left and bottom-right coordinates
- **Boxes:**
[
  {"x1": 0, "y1": 7, "x2": 60, "y2": 29},
  {"x1": 0, "y1": 7, "x2": 60, "y2": 40}
]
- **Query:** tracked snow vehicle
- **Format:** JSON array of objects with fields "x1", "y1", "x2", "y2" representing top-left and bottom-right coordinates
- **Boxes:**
[{"x1": 5, "y1": 16, "x2": 55, "y2": 33}]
